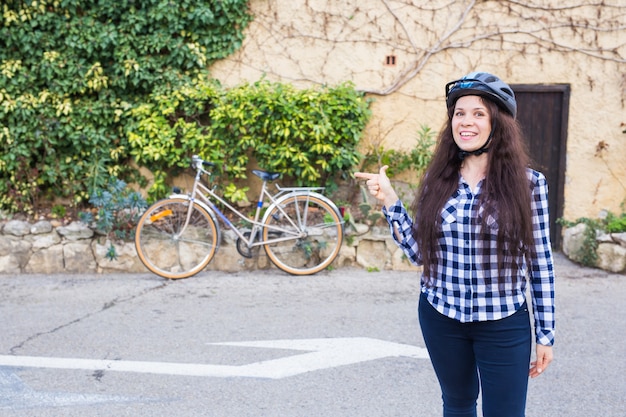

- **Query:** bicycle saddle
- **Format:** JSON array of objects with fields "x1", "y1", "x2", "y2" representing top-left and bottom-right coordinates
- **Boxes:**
[{"x1": 252, "y1": 170, "x2": 281, "y2": 182}]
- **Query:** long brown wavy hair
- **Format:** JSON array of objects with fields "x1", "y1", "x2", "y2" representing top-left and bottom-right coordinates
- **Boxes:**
[{"x1": 409, "y1": 96, "x2": 535, "y2": 285}]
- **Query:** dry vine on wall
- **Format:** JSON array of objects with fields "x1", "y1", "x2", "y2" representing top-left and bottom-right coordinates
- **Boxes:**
[{"x1": 232, "y1": 0, "x2": 625, "y2": 96}]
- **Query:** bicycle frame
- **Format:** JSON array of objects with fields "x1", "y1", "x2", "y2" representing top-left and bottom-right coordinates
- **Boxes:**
[{"x1": 175, "y1": 158, "x2": 341, "y2": 249}]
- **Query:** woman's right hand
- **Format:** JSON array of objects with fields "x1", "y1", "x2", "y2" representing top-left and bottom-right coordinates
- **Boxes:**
[{"x1": 354, "y1": 165, "x2": 399, "y2": 208}]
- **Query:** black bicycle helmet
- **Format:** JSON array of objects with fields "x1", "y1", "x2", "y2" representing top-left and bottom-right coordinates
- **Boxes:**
[{"x1": 445, "y1": 72, "x2": 517, "y2": 118}]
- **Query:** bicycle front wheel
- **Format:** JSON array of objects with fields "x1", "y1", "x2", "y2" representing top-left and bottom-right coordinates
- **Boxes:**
[
  {"x1": 135, "y1": 198, "x2": 218, "y2": 279},
  {"x1": 262, "y1": 194, "x2": 343, "y2": 275}
]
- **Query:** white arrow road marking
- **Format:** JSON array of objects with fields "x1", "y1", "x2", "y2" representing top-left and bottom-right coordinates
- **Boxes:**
[
  {"x1": 0, "y1": 337, "x2": 428, "y2": 380},
  {"x1": 209, "y1": 337, "x2": 429, "y2": 379}
]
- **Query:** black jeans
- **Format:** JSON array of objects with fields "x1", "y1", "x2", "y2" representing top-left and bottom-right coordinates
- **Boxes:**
[{"x1": 418, "y1": 293, "x2": 532, "y2": 417}]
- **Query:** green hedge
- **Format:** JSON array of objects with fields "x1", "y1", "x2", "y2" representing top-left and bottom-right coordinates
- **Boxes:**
[{"x1": 126, "y1": 78, "x2": 372, "y2": 201}]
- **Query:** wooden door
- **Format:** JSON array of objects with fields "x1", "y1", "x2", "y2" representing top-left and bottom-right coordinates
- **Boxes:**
[{"x1": 511, "y1": 84, "x2": 570, "y2": 249}]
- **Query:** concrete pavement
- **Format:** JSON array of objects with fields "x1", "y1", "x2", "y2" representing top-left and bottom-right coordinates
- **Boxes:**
[{"x1": 0, "y1": 252, "x2": 624, "y2": 416}]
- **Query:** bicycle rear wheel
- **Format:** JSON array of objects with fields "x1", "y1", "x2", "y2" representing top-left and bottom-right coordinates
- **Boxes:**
[
  {"x1": 135, "y1": 198, "x2": 218, "y2": 279},
  {"x1": 262, "y1": 194, "x2": 343, "y2": 275}
]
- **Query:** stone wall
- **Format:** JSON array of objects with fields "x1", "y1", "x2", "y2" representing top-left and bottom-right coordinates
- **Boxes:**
[
  {"x1": 562, "y1": 224, "x2": 626, "y2": 274},
  {"x1": 5, "y1": 218, "x2": 623, "y2": 276},
  {"x1": 0, "y1": 219, "x2": 420, "y2": 275}
]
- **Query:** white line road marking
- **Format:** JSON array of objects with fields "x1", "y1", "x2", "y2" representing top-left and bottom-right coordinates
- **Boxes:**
[
  {"x1": 0, "y1": 368, "x2": 144, "y2": 409},
  {"x1": 0, "y1": 337, "x2": 428, "y2": 380}
]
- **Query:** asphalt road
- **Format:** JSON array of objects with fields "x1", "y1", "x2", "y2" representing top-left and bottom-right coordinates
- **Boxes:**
[{"x1": 0, "y1": 253, "x2": 624, "y2": 417}]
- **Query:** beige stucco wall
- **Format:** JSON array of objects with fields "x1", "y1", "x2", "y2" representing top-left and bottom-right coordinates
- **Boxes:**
[{"x1": 209, "y1": 0, "x2": 626, "y2": 223}]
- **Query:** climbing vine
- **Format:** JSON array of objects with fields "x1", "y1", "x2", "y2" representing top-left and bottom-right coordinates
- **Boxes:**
[{"x1": 0, "y1": 0, "x2": 252, "y2": 213}]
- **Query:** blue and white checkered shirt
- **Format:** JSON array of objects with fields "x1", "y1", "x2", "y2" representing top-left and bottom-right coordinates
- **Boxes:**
[{"x1": 383, "y1": 169, "x2": 555, "y2": 346}]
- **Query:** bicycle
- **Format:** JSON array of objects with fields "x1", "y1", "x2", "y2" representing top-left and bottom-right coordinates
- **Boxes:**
[{"x1": 135, "y1": 155, "x2": 344, "y2": 279}]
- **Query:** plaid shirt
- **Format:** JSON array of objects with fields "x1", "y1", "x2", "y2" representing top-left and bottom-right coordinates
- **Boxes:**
[{"x1": 383, "y1": 169, "x2": 555, "y2": 346}]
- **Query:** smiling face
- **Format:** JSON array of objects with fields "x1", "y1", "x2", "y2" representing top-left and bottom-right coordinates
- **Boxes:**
[{"x1": 451, "y1": 95, "x2": 492, "y2": 154}]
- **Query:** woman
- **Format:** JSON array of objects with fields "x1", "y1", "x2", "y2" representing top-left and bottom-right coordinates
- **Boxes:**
[{"x1": 355, "y1": 71, "x2": 555, "y2": 417}]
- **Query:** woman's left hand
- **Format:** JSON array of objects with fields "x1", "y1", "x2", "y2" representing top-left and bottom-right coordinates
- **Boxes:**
[{"x1": 529, "y1": 344, "x2": 553, "y2": 378}]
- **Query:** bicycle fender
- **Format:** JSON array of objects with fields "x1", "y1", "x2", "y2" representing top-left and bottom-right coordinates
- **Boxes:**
[{"x1": 262, "y1": 192, "x2": 345, "y2": 231}]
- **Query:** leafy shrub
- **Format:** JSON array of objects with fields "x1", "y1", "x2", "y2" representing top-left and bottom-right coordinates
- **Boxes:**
[
  {"x1": 79, "y1": 179, "x2": 147, "y2": 260},
  {"x1": 126, "y1": 78, "x2": 372, "y2": 201},
  {"x1": 605, "y1": 211, "x2": 626, "y2": 233},
  {"x1": 361, "y1": 124, "x2": 435, "y2": 178}
]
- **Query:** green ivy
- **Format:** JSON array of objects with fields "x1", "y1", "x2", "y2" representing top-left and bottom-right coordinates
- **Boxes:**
[
  {"x1": 564, "y1": 218, "x2": 600, "y2": 267},
  {"x1": 1, "y1": 0, "x2": 372, "y2": 215},
  {"x1": 0, "y1": 0, "x2": 252, "y2": 212}
]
